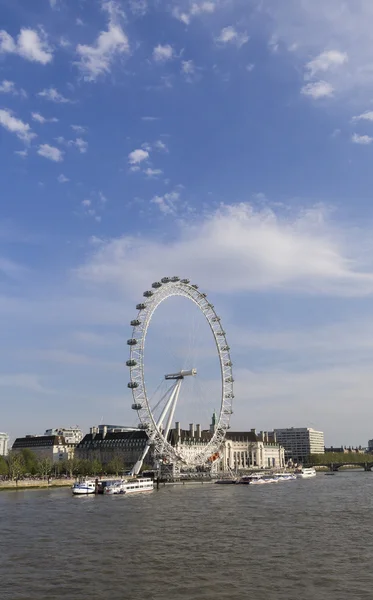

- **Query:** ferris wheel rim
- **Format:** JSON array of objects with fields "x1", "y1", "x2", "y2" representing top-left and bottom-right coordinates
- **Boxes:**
[{"x1": 126, "y1": 278, "x2": 234, "y2": 467}]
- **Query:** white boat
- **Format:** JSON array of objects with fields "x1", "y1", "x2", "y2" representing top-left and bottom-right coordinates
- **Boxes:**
[
  {"x1": 104, "y1": 477, "x2": 154, "y2": 495},
  {"x1": 297, "y1": 467, "x2": 316, "y2": 479},
  {"x1": 274, "y1": 473, "x2": 297, "y2": 481},
  {"x1": 72, "y1": 480, "x2": 96, "y2": 495}
]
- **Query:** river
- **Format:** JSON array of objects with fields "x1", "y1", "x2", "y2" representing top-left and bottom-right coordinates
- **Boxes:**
[{"x1": 1, "y1": 471, "x2": 373, "y2": 600}]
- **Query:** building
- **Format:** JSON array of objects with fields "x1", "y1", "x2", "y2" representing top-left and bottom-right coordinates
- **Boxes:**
[
  {"x1": 0, "y1": 432, "x2": 9, "y2": 456},
  {"x1": 368, "y1": 439, "x2": 373, "y2": 452},
  {"x1": 44, "y1": 427, "x2": 83, "y2": 445},
  {"x1": 12, "y1": 435, "x2": 75, "y2": 463},
  {"x1": 75, "y1": 427, "x2": 148, "y2": 467},
  {"x1": 274, "y1": 427, "x2": 325, "y2": 463},
  {"x1": 168, "y1": 419, "x2": 285, "y2": 471}
]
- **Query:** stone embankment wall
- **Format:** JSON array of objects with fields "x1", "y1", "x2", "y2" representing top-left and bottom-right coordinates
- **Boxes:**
[{"x1": 0, "y1": 479, "x2": 73, "y2": 490}]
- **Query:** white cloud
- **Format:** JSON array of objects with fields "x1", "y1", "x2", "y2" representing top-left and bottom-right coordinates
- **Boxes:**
[
  {"x1": 37, "y1": 144, "x2": 64, "y2": 162},
  {"x1": 71, "y1": 124, "x2": 87, "y2": 134},
  {"x1": 82, "y1": 199, "x2": 91, "y2": 207},
  {"x1": 57, "y1": 174, "x2": 69, "y2": 183},
  {"x1": 128, "y1": 148, "x2": 149, "y2": 165},
  {"x1": 153, "y1": 44, "x2": 174, "y2": 62},
  {"x1": 144, "y1": 168, "x2": 162, "y2": 177},
  {"x1": 129, "y1": 0, "x2": 147, "y2": 15},
  {"x1": 305, "y1": 50, "x2": 348, "y2": 79},
  {"x1": 154, "y1": 139, "x2": 168, "y2": 152},
  {"x1": 265, "y1": 1, "x2": 373, "y2": 102},
  {"x1": 301, "y1": 81, "x2": 334, "y2": 99},
  {"x1": 69, "y1": 137, "x2": 88, "y2": 153},
  {"x1": 31, "y1": 112, "x2": 58, "y2": 124},
  {"x1": 141, "y1": 116, "x2": 159, "y2": 121},
  {"x1": 0, "y1": 109, "x2": 35, "y2": 143},
  {"x1": 173, "y1": 1, "x2": 215, "y2": 25},
  {"x1": 181, "y1": 60, "x2": 196, "y2": 81},
  {"x1": 14, "y1": 149, "x2": 28, "y2": 158},
  {"x1": 352, "y1": 111, "x2": 373, "y2": 123},
  {"x1": 75, "y1": 1, "x2": 129, "y2": 81},
  {"x1": 216, "y1": 26, "x2": 249, "y2": 48},
  {"x1": 38, "y1": 87, "x2": 71, "y2": 103},
  {"x1": 351, "y1": 133, "x2": 373, "y2": 145},
  {"x1": 75, "y1": 203, "x2": 373, "y2": 297},
  {"x1": 0, "y1": 28, "x2": 53, "y2": 64},
  {"x1": 0, "y1": 80, "x2": 26, "y2": 96},
  {"x1": 151, "y1": 191, "x2": 180, "y2": 214}
]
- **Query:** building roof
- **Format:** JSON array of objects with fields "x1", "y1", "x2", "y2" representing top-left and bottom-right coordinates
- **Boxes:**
[{"x1": 12, "y1": 435, "x2": 67, "y2": 448}]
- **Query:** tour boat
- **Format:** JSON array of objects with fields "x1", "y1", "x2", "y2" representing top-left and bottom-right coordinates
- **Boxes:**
[
  {"x1": 274, "y1": 473, "x2": 297, "y2": 481},
  {"x1": 104, "y1": 477, "x2": 154, "y2": 495},
  {"x1": 72, "y1": 480, "x2": 96, "y2": 495},
  {"x1": 297, "y1": 467, "x2": 316, "y2": 479}
]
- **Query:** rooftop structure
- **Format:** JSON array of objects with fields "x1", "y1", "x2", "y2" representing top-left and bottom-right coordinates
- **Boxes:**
[{"x1": 44, "y1": 427, "x2": 83, "y2": 445}]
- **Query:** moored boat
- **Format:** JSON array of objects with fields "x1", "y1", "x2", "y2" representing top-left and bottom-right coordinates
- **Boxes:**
[
  {"x1": 104, "y1": 477, "x2": 154, "y2": 495},
  {"x1": 72, "y1": 480, "x2": 96, "y2": 495}
]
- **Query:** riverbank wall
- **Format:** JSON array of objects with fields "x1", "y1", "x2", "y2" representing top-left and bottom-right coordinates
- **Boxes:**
[{"x1": 0, "y1": 479, "x2": 73, "y2": 491}]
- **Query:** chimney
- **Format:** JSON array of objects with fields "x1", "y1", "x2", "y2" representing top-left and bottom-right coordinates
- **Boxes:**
[
  {"x1": 189, "y1": 423, "x2": 195, "y2": 438},
  {"x1": 196, "y1": 424, "x2": 201, "y2": 439},
  {"x1": 251, "y1": 428, "x2": 256, "y2": 435},
  {"x1": 175, "y1": 421, "x2": 181, "y2": 439},
  {"x1": 260, "y1": 430, "x2": 264, "y2": 441}
]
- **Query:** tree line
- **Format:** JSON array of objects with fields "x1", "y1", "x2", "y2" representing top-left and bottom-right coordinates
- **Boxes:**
[
  {"x1": 0, "y1": 449, "x2": 149, "y2": 480},
  {"x1": 308, "y1": 452, "x2": 372, "y2": 465}
]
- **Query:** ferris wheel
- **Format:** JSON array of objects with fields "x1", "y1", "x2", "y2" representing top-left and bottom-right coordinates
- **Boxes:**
[{"x1": 126, "y1": 277, "x2": 234, "y2": 473}]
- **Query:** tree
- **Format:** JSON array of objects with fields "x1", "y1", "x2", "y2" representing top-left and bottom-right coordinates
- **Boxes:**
[
  {"x1": 38, "y1": 457, "x2": 52, "y2": 480},
  {"x1": 0, "y1": 456, "x2": 8, "y2": 477},
  {"x1": 6, "y1": 451, "x2": 25, "y2": 481},
  {"x1": 20, "y1": 449, "x2": 39, "y2": 475},
  {"x1": 91, "y1": 459, "x2": 102, "y2": 476},
  {"x1": 107, "y1": 454, "x2": 124, "y2": 476},
  {"x1": 61, "y1": 458, "x2": 81, "y2": 478}
]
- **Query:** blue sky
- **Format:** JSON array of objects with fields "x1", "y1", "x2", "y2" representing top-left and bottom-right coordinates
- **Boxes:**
[{"x1": 2, "y1": 0, "x2": 373, "y2": 446}]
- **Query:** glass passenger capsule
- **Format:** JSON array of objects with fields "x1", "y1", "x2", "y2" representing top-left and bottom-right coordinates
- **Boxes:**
[
  {"x1": 127, "y1": 339, "x2": 137, "y2": 346},
  {"x1": 136, "y1": 303, "x2": 146, "y2": 310},
  {"x1": 161, "y1": 277, "x2": 170, "y2": 283},
  {"x1": 126, "y1": 359, "x2": 137, "y2": 367},
  {"x1": 128, "y1": 382, "x2": 139, "y2": 389},
  {"x1": 180, "y1": 278, "x2": 190, "y2": 284},
  {"x1": 132, "y1": 403, "x2": 142, "y2": 410},
  {"x1": 152, "y1": 282, "x2": 162, "y2": 289},
  {"x1": 170, "y1": 276, "x2": 180, "y2": 282},
  {"x1": 130, "y1": 319, "x2": 141, "y2": 327},
  {"x1": 143, "y1": 290, "x2": 153, "y2": 298}
]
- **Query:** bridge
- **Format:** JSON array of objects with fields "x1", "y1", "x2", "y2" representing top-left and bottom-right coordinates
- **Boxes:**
[{"x1": 307, "y1": 461, "x2": 373, "y2": 472}]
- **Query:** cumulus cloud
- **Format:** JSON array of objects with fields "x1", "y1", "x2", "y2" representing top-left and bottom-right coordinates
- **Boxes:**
[
  {"x1": 75, "y1": 1, "x2": 129, "y2": 81},
  {"x1": 0, "y1": 109, "x2": 35, "y2": 143},
  {"x1": 37, "y1": 144, "x2": 64, "y2": 162},
  {"x1": 153, "y1": 44, "x2": 174, "y2": 62},
  {"x1": 173, "y1": 1, "x2": 215, "y2": 25},
  {"x1": 151, "y1": 191, "x2": 180, "y2": 214},
  {"x1": 351, "y1": 133, "x2": 373, "y2": 145},
  {"x1": 154, "y1": 139, "x2": 168, "y2": 152},
  {"x1": 31, "y1": 112, "x2": 58, "y2": 124},
  {"x1": 216, "y1": 26, "x2": 249, "y2": 47},
  {"x1": 128, "y1": 148, "x2": 149, "y2": 165},
  {"x1": 144, "y1": 168, "x2": 162, "y2": 177},
  {"x1": 0, "y1": 80, "x2": 26, "y2": 96},
  {"x1": 304, "y1": 50, "x2": 348, "y2": 79},
  {"x1": 71, "y1": 124, "x2": 87, "y2": 134},
  {"x1": 57, "y1": 174, "x2": 69, "y2": 183},
  {"x1": 352, "y1": 111, "x2": 373, "y2": 123},
  {"x1": 38, "y1": 87, "x2": 71, "y2": 103},
  {"x1": 75, "y1": 203, "x2": 373, "y2": 297},
  {"x1": 301, "y1": 81, "x2": 334, "y2": 99},
  {"x1": 265, "y1": 1, "x2": 373, "y2": 101},
  {"x1": 0, "y1": 28, "x2": 53, "y2": 64},
  {"x1": 69, "y1": 138, "x2": 88, "y2": 153}
]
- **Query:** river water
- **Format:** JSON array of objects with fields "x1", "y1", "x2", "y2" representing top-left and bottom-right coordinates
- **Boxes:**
[{"x1": 1, "y1": 472, "x2": 373, "y2": 600}]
